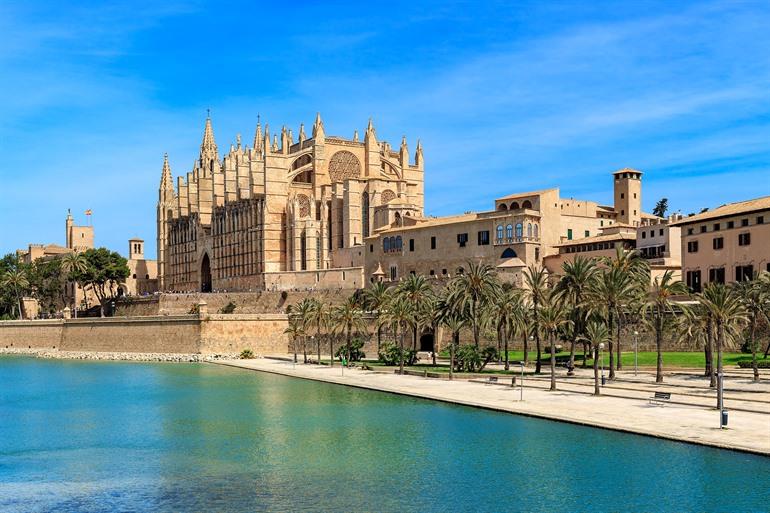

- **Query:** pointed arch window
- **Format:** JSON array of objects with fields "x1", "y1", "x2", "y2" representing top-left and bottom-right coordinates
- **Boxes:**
[
  {"x1": 496, "y1": 224, "x2": 504, "y2": 241},
  {"x1": 506, "y1": 224, "x2": 513, "y2": 240},
  {"x1": 362, "y1": 192, "x2": 370, "y2": 238},
  {"x1": 534, "y1": 224, "x2": 539, "y2": 239},
  {"x1": 515, "y1": 223, "x2": 523, "y2": 239},
  {"x1": 527, "y1": 223, "x2": 532, "y2": 238},
  {"x1": 384, "y1": 238, "x2": 390, "y2": 252}
]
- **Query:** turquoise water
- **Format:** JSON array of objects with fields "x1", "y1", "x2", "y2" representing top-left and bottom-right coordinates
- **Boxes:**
[{"x1": 0, "y1": 357, "x2": 768, "y2": 513}]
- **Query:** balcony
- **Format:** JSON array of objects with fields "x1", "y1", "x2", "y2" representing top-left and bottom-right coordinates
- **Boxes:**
[{"x1": 495, "y1": 236, "x2": 539, "y2": 245}]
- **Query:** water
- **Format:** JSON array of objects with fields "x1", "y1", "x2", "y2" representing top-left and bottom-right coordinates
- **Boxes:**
[{"x1": 0, "y1": 357, "x2": 768, "y2": 513}]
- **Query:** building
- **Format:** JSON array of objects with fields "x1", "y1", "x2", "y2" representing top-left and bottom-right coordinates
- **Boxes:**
[
  {"x1": 673, "y1": 196, "x2": 770, "y2": 291},
  {"x1": 124, "y1": 238, "x2": 158, "y2": 296},
  {"x1": 157, "y1": 114, "x2": 424, "y2": 292},
  {"x1": 365, "y1": 169, "x2": 662, "y2": 285}
]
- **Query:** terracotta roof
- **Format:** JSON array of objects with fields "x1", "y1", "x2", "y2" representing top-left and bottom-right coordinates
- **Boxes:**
[
  {"x1": 671, "y1": 196, "x2": 770, "y2": 225},
  {"x1": 554, "y1": 232, "x2": 635, "y2": 248},
  {"x1": 495, "y1": 188, "x2": 558, "y2": 201},
  {"x1": 496, "y1": 257, "x2": 526, "y2": 269}
]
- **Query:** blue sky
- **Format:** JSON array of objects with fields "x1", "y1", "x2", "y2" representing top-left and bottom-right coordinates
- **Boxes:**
[{"x1": 2, "y1": 0, "x2": 770, "y2": 257}]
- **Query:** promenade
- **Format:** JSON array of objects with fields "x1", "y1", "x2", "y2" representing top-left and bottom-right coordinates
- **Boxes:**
[{"x1": 215, "y1": 357, "x2": 770, "y2": 456}]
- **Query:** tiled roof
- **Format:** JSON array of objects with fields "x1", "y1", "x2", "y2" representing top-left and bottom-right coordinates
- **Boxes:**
[
  {"x1": 554, "y1": 232, "x2": 635, "y2": 248},
  {"x1": 671, "y1": 196, "x2": 770, "y2": 225},
  {"x1": 495, "y1": 188, "x2": 558, "y2": 201}
]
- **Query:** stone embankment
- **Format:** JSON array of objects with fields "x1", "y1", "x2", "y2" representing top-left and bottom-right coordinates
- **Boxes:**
[{"x1": 0, "y1": 347, "x2": 240, "y2": 363}]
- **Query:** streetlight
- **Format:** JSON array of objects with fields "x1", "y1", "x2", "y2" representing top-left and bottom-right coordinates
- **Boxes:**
[
  {"x1": 719, "y1": 371, "x2": 727, "y2": 429},
  {"x1": 633, "y1": 330, "x2": 639, "y2": 377},
  {"x1": 599, "y1": 342, "x2": 605, "y2": 386}
]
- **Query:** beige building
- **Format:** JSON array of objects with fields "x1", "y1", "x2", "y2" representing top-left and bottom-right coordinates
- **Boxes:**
[
  {"x1": 365, "y1": 169, "x2": 662, "y2": 285},
  {"x1": 673, "y1": 196, "x2": 770, "y2": 291},
  {"x1": 157, "y1": 114, "x2": 423, "y2": 292},
  {"x1": 123, "y1": 239, "x2": 158, "y2": 296}
]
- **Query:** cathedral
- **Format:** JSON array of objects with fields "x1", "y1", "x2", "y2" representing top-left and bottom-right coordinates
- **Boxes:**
[{"x1": 157, "y1": 114, "x2": 425, "y2": 292}]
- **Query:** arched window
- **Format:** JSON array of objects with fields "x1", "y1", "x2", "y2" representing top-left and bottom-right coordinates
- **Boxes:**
[
  {"x1": 515, "y1": 223, "x2": 523, "y2": 239},
  {"x1": 511, "y1": 201, "x2": 520, "y2": 210},
  {"x1": 522, "y1": 200, "x2": 533, "y2": 209},
  {"x1": 390, "y1": 236, "x2": 396, "y2": 252},
  {"x1": 394, "y1": 212, "x2": 402, "y2": 226},
  {"x1": 300, "y1": 230, "x2": 307, "y2": 271},
  {"x1": 362, "y1": 192, "x2": 370, "y2": 238},
  {"x1": 501, "y1": 248, "x2": 517, "y2": 258},
  {"x1": 457, "y1": 267, "x2": 464, "y2": 275},
  {"x1": 527, "y1": 223, "x2": 532, "y2": 238},
  {"x1": 496, "y1": 224, "x2": 504, "y2": 241},
  {"x1": 384, "y1": 238, "x2": 390, "y2": 252},
  {"x1": 497, "y1": 203, "x2": 508, "y2": 211},
  {"x1": 534, "y1": 224, "x2": 539, "y2": 239},
  {"x1": 506, "y1": 224, "x2": 513, "y2": 239},
  {"x1": 396, "y1": 236, "x2": 402, "y2": 250}
]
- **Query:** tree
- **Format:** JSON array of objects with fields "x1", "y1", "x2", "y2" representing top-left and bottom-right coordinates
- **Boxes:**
[
  {"x1": 27, "y1": 257, "x2": 68, "y2": 315},
  {"x1": 419, "y1": 294, "x2": 444, "y2": 366},
  {"x1": 538, "y1": 290, "x2": 571, "y2": 391},
  {"x1": 396, "y1": 274, "x2": 432, "y2": 350},
  {"x1": 735, "y1": 274, "x2": 769, "y2": 382},
  {"x1": 448, "y1": 261, "x2": 499, "y2": 347},
  {"x1": 0, "y1": 267, "x2": 30, "y2": 319},
  {"x1": 676, "y1": 305, "x2": 716, "y2": 387},
  {"x1": 437, "y1": 287, "x2": 467, "y2": 380},
  {"x1": 524, "y1": 265, "x2": 549, "y2": 373},
  {"x1": 308, "y1": 297, "x2": 330, "y2": 365},
  {"x1": 643, "y1": 271, "x2": 689, "y2": 383},
  {"x1": 381, "y1": 294, "x2": 414, "y2": 375},
  {"x1": 652, "y1": 198, "x2": 669, "y2": 218},
  {"x1": 283, "y1": 315, "x2": 305, "y2": 364},
  {"x1": 698, "y1": 284, "x2": 748, "y2": 409},
  {"x1": 555, "y1": 256, "x2": 598, "y2": 370},
  {"x1": 363, "y1": 281, "x2": 391, "y2": 354},
  {"x1": 490, "y1": 285, "x2": 524, "y2": 370},
  {"x1": 331, "y1": 295, "x2": 366, "y2": 367},
  {"x1": 60, "y1": 252, "x2": 88, "y2": 317},
  {"x1": 580, "y1": 321, "x2": 611, "y2": 395},
  {"x1": 293, "y1": 298, "x2": 315, "y2": 364},
  {"x1": 72, "y1": 248, "x2": 130, "y2": 317}
]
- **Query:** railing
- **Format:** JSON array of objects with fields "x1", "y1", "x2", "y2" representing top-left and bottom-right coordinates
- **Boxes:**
[{"x1": 495, "y1": 236, "x2": 539, "y2": 245}]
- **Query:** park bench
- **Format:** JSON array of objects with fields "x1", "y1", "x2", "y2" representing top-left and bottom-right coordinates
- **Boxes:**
[{"x1": 649, "y1": 391, "x2": 671, "y2": 405}]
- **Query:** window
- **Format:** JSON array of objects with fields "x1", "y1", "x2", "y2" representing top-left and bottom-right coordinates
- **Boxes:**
[
  {"x1": 534, "y1": 225, "x2": 539, "y2": 239},
  {"x1": 442, "y1": 269, "x2": 447, "y2": 275},
  {"x1": 429, "y1": 269, "x2": 435, "y2": 276},
  {"x1": 430, "y1": 236, "x2": 436, "y2": 250},
  {"x1": 395, "y1": 236, "x2": 402, "y2": 251},
  {"x1": 409, "y1": 239, "x2": 414, "y2": 252},
  {"x1": 132, "y1": 273, "x2": 137, "y2": 279},
  {"x1": 369, "y1": 244, "x2": 373, "y2": 253},
  {"x1": 713, "y1": 237, "x2": 723, "y2": 250},
  {"x1": 567, "y1": 228, "x2": 573, "y2": 240},
  {"x1": 739, "y1": 233, "x2": 751, "y2": 246},
  {"x1": 642, "y1": 232, "x2": 647, "y2": 239},
  {"x1": 457, "y1": 233, "x2": 469, "y2": 247},
  {"x1": 659, "y1": 229, "x2": 664, "y2": 236},
  {"x1": 727, "y1": 221, "x2": 734, "y2": 229},
  {"x1": 506, "y1": 224, "x2": 513, "y2": 240},
  {"x1": 687, "y1": 228, "x2": 694, "y2": 235},
  {"x1": 741, "y1": 218, "x2": 749, "y2": 227},
  {"x1": 478, "y1": 230, "x2": 490, "y2": 246},
  {"x1": 709, "y1": 267, "x2": 725, "y2": 284},
  {"x1": 527, "y1": 224, "x2": 532, "y2": 238},
  {"x1": 700, "y1": 226, "x2": 707, "y2": 233},
  {"x1": 713, "y1": 223, "x2": 720, "y2": 231},
  {"x1": 383, "y1": 238, "x2": 390, "y2": 252},
  {"x1": 535, "y1": 247, "x2": 540, "y2": 261},
  {"x1": 620, "y1": 193, "x2": 625, "y2": 199},
  {"x1": 515, "y1": 223, "x2": 523, "y2": 239},
  {"x1": 457, "y1": 267, "x2": 465, "y2": 275},
  {"x1": 390, "y1": 266, "x2": 397, "y2": 281},
  {"x1": 496, "y1": 225, "x2": 503, "y2": 241},
  {"x1": 621, "y1": 210, "x2": 625, "y2": 216},
  {"x1": 585, "y1": 230, "x2": 590, "y2": 237},
  {"x1": 687, "y1": 241, "x2": 699, "y2": 253},
  {"x1": 757, "y1": 216, "x2": 764, "y2": 225},
  {"x1": 649, "y1": 230, "x2": 654, "y2": 238},
  {"x1": 686, "y1": 270, "x2": 702, "y2": 293},
  {"x1": 736, "y1": 265, "x2": 754, "y2": 282}
]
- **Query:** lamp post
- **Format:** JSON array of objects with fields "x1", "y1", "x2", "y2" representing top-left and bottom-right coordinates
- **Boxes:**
[
  {"x1": 599, "y1": 342, "x2": 605, "y2": 386},
  {"x1": 719, "y1": 371, "x2": 726, "y2": 429},
  {"x1": 633, "y1": 330, "x2": 639, "y2": 377},
  {"x1": 310, "y1": 335, "x2": 315, "y2": 364}
]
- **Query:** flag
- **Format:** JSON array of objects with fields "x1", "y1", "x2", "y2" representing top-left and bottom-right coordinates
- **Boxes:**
[{"x1": 84, "y1": 209, "x2": 92, "y2": 216}]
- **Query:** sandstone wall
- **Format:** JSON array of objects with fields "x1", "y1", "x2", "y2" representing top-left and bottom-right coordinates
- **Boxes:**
[
  {"x1": 0, "y1": 319, "x2": 63, "y2": 349},
  {"x1": 201, "y1": 314, "x2": 289, "y2": 354},
  {"x1": 60, "y1": 316, "x2": 201, "y2": 353}
]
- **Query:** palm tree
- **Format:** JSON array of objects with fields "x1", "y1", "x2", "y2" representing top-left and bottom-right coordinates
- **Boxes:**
[
  {"x1": 603, "y1": 247, "x2": 649, "y2": 370},
  {"x1": 437, "y1": 290, "x2": 467, "y2": 380},
  {"x1": 308, "y1": 298, "x2": 330, "y2": 365},
  {"x1": 294, "y1": 298, "x2": 315, "y2": 364},
  {"x1": 735, "y1": 275, "x2": 769, "y2": 382},
  {"x1": 643, "y1": 271, "x2": 689, "y2": 383},
  {"x1": 283, "y1": 316, "x2": 305, "y2": 364},
  {"x1": 331, "y1": 295, "x2": 366, "y2": 367},
  {"x1": 698, "y1": 283, "x2": 748, "y2": 409},
  {"x1": 60, "y1": 251, "x2": 88, "y2": 317},
  {"x1": 1, "y1": 268, "x2": 30, "y2": 320},
  {"x1": 449, "y1": 261, "x2": 499, "y2": 347},
  {"x1": 490, "y1": 285, "x2": 524, "y2": 371},
  {"x1": 538, "y1": 290, "x2": 572, "y2": 391},
  {"x1": 676, "y1": 305, "x2": 717, "y2": 388},
  {"x1": 381, "y1": 294, "x2": 414, "y2": 375},
  {"x1": 363, "y1": 281, "x2": 391, "y2": 354},
  {"x1": 555, "y1": 256, "x2": 598, "y2": 369},
  {"x1": 580, "y1": 321, "x2": 611, "y2": 395},
  {"x1": 587, "y1": 266, "x2": 635, "y2": 380},
  {"x1": 419, "y1": 294, "x2": 444, "y2": 366},
  {"x1": 524, "y1": 265, "x2": 549, "y2": 373},
  {"x1": 396, "y1": 273, "x2": 432, "y2": 350}
]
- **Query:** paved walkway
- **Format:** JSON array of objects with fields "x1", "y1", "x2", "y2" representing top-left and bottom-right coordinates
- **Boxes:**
[{"x1": 214, "y1": 358, "x2": 770, "y2": 456}]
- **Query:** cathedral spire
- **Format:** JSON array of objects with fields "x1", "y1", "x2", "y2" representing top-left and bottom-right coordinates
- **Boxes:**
[
  {"x1": 312, "y1": 112, "x2": 325, "y2": 139},
  {"x1": 253, "y1": 115, "x2": 263, "y2": 153},
  {"x1": 159, "y1": 153, "x2": 174, "y2": 199},
  {"x1": 415, "y1": 139, "x2": 424, "y2": 168},
  {"x1": 200, "y1": 113, "x2": 218, "y2": 162},
  {"x1": 399, "y1": 136, "x2": 409, "y2": 167},
  {"x1": 298, "y1": 123, "x2": 306, "y2": 144}
]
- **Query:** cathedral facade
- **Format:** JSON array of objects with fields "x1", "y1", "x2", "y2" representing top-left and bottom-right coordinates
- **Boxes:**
[{"x1": 157, "y1": 114, "x2": 424, "y2": 292}]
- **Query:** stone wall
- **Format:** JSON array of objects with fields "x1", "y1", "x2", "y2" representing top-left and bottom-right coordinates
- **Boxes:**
[
  {"x1": 61, "y1": 316, "x2": 201, "y2": 353},
  {"x1": 0, "y1": 319, "x2": 64, "y2": 349},
  {"x1": 201, "y1": 314, "x2": 289, "y2": 354}
]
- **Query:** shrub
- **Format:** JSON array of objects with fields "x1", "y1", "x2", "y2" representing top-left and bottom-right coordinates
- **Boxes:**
[
  {"x1": 455, "y1": 345, "x2": 498, "y2": 372},
  {"x1": 188, "y1": 303, "x2": 200, "y2": 315},
  {"x1": 378, "y1": 342, "x2": 417, "y2": 366},
  {"x1": 737, "y1": 360, "x2": 770, "y2": 368},
  {"x1": 220, "y1": 301, "x2": 237, "y2": 314},
  {"x1": 240, "y1": 349, "x2": 254, "y2": 359},
  {"x1": 543, "y1": 344, "x2": 564, "y2": 354},
  {"x1": 335, "y1": 338, "x2": 366, "y2": 362}
]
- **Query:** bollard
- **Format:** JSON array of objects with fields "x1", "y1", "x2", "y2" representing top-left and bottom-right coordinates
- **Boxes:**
[
  {"x1": 511, "y1": 376, "x2": 516, "y2": 387},
  {"x1": 721, "y1": 410, "x2": 728, "y2": 428}
]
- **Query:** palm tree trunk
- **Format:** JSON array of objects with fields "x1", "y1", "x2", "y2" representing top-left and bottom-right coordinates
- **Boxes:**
[
  {"x1": 655, "y1": 307, "x2": 664, "y2": 383},
  {"x1": 523, "y1": 332, "x2": 529, "y2": 366},
  {"x1": 413, "y1": 325, "x2": 418, "y2": 351},
  {"x1": 582, "y1": 343, "x2": 589, "y2": 368},
  {"x1": 398, "y1": 323, "x2": 405, "y2": 375},
  {"x1": 616, "y1": 314, "x2": 623, "y2": 371},
  {"x1": 431, "y1": 324, "x2": 437, "y2": 366},
  {"x1": 449, "y1": 332, "x2": 456, "y2": 380},
  {"x1": 303, "y1": 336, "x2": 308, "y2": 364},
  {"x1": 608, "y1": 310, "x2": 615, "y2": 380},
  {"x1": 377, "y1": 325, "x2": 382, "y2": 354},
  {"x1": 549, "y1": 334, "x2": 556, "y2": 391},
  {"x1": 764, "y1": 338, "x2": 770, "y2": 358},
  {"x1": 535, "y1": 334, "x2": 542, "y2": 374},
  {"x1": 504, "y1": 327, "x2": 510, "y2": 371},
  {"x1": 568, "y1": 338, "x2": 576, "y2": 371},
  {"x1": 717, "y1": 322, "x2": 724, "y2": 411},
  {"x1": 317, "y1": 331, "x2": 322, "y2": 365},
  {"x1": 750, "y1": 320, "x2": 759, "y2": 383},
  {"x1": 293, "y1": 338, "x2": 298, "y2": 363},
  {"x1": 329, "y1": 335, "x2": 334, "y2": 367},
  {"x1": 593, "y1": 344, "x2": 600, "y2": 395},
  {"x1": 346, "y1": 325, "x2": 352, "y2": 366},
  {"x1": 707, "y1": 321, "x2": 716, "y2": 387},
  {"x1": 473, "y1": 299, "x2": 480, "y2": 347}
]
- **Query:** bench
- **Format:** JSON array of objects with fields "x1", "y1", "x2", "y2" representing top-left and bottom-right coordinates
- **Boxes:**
[
  {"x1": 649, "y1": 391, "x2": 671, "y2": 405},
  {"x1": 485, "y1": 376, "x2": 499, "y2": 384}
]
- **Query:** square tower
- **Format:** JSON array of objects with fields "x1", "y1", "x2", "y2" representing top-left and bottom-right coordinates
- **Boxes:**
[
  {"x1": 613, "y1": 168, "x2": 642, "y2": 227},
  {"x1": 129, "y1": 238, "x2": 144, "y2": 260}
]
